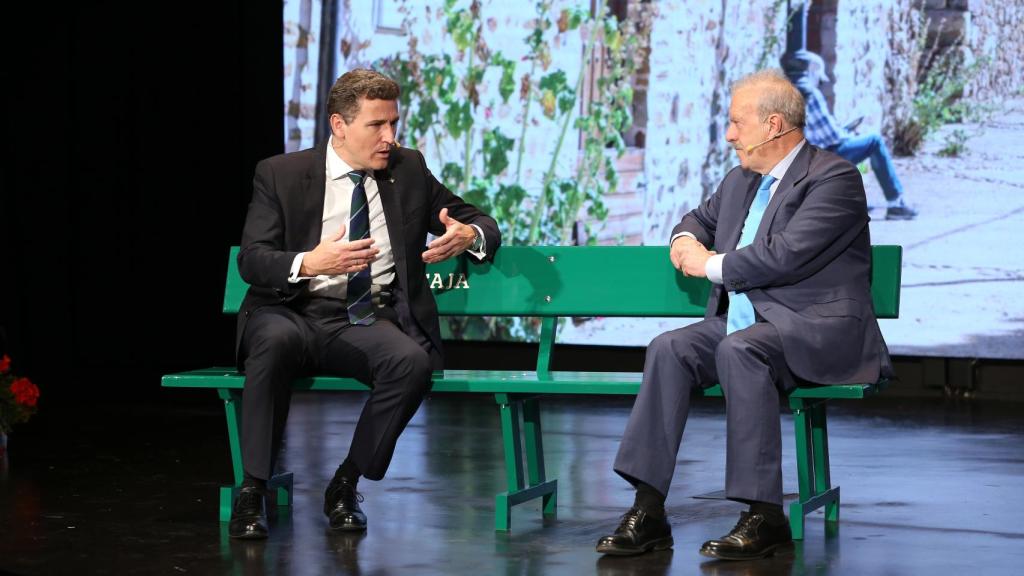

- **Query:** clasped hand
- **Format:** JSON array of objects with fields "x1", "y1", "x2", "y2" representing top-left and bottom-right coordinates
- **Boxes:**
[
  {"x1": 300, "y1": 224, "x2": 379, "y2": 276},
  {"x1": 670, "y1": 236, "x2": 716, "y2": 278},
  {"x1": 422, "y1": 208, "x2": 478, "y2": 264}
]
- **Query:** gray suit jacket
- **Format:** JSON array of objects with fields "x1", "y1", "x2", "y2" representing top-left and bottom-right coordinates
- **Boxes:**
[{"x1": 674, "y1": 144, "x2": 892, "y2": 384}]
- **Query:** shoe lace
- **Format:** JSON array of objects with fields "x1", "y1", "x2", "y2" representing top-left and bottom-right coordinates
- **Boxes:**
[
  {"x1": 615, "y1": 506, "x2": 644, "y2": 533},
  {"x1": 725, "y1": 512, "x2": 760, "y2": 542},
  {"x1": 236, "y1": 489, "x2": 263, "y2": 510},
  {"x1": 337, "y1": 482, "x2": 364, "y2": 504}
]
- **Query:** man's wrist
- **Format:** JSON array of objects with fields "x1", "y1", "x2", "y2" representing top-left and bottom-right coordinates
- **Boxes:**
[
  {"x1": 671, "y1": 231, "x2": 698, "y2": 247},
  {"x1": 468, "y1": 224, "x2": 485, "y2": 253},
  {"x1": 290, "y1": 252, "x2": 309, "y2": 282}
]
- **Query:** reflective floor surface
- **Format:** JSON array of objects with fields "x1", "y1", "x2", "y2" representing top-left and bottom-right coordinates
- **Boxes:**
[{"x1": 2, "y1": 390, "x2": 1022, "y2": 575}]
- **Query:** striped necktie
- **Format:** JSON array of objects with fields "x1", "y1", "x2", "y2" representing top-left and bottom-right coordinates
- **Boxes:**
[
  {"x1": 726, "y1": 174, "x2": 776, "y2": 334},
  {"x1": 346, "y1": 170, "x2": 375, "y2": 326}
]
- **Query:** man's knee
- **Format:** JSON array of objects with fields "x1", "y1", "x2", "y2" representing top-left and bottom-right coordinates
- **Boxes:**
[
  {"x1": 380, "y1": 341, "x2": 431, "y2": 387},
  {"x1": 647, "y1": 331, "x2": 676, "y2": 360},
  {"x1": 647, "y1": 330, "x2": 699, "y2": 363},
  {"x1": 406, "y1": 346, "x2": 431, "y2": 382},
  {"x1": 715, "y1": 328, "x2": 784, "y2": 393},
  {"x1": 867, "y1": 132, "x2": 885, "y2": 153},
  {"x1": 715, "y1": 331, "x2": 758, "y2": 366},
  {"x1": 243, "y1": 319, "x2": 305, "y2": 365}
]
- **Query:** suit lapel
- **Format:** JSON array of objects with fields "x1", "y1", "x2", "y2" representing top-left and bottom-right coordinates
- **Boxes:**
[
  {"x1": 298, "y1": 141, "x2": 330, "y2": 250},
  {"x1": 722, "y1": 174, "x2": 762, "y2": 251},
  {"x1": 375, "y1": 168, "x2": 409, "y2": 290},
  {"x1": 756, "y1": 143, "x2": 811, "y2": 239}
]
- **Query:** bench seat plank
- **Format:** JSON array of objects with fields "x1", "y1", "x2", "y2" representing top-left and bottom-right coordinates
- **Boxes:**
[{"x1": 162, "y1": 368, "x2": 882, "y2": 399}]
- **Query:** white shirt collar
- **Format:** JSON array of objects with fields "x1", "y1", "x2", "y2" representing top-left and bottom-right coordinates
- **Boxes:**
[
  {"x1": 766, "y1": 139, "x2": 806, "y2": 183},
  {"x1": 326, "y1": 136, "x2": 364, "y2": 181}
]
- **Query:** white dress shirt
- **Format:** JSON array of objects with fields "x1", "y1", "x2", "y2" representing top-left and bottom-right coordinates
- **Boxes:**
[
  {"x1": 287, "y1": 138, "x2": 396, "y2": 297},
  {"x1": 287, "y1": 138, "x2": 486, "y2": 296}
]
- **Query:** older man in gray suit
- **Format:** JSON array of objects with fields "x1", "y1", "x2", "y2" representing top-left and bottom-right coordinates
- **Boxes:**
[{"x1": 596, "y1": 69, "x2": 892, "y2": 560}]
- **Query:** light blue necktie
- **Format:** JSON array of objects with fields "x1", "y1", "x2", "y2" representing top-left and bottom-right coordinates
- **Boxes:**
[{"x1": 726, "y1": 174, "x2": 776, "y2": 334}]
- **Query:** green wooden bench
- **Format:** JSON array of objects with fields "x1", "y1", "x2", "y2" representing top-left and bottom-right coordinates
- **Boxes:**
[{"x1": 162, "y1": 245, "x2": 901, "y2": 538}]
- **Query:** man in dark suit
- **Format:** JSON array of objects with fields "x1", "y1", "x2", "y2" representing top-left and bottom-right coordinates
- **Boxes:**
[
  {"x1": 229, "y1": 69, "x2": 500, "y2": 539},
  {"x1": 596, "y1": 69, "x2": 892, "y2": 559}
]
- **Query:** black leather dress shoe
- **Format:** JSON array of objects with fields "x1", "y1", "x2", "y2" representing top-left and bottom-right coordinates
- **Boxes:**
[
  {"x1": 699, "y1": 511, "x2": 791, "y2": 560},
  {"x1": 324, "y1": 476, "x2": 367, "y2": 532},
  {"x1": 595, "y1": 506, "x2": 673, "y2": 556},
  {"x1": 228, "y1": 486, "x2": 268, "y2": 540}
]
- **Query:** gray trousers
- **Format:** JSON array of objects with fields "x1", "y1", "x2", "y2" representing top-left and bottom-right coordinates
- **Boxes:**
[
  {"x1": 239, "y1": 298, "x2": 432, "y2": 482},
  {"x1": 613, "y1": 316, "x2": 793, "y2": 505}
]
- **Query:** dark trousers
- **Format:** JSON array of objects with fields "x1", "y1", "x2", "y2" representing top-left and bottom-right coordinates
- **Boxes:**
[
  {"x1": 239, "y1": 297, "x2": 432, "y2": 482},
  {"x1": 613, "y1": 316, "x2": 794, "y2": 505}
]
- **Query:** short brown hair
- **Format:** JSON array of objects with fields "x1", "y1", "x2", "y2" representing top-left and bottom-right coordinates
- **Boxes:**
[{"x1": 328, "y1": 69, "x2": 401, "y2": 123}]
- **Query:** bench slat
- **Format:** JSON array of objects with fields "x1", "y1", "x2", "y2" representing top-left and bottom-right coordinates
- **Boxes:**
[
  {"x1": 223, "y1": 245, "x2": 901, "y2": 318},
  {"x1": 162, "y1": 368, "x2": 881, "y2": 399}
]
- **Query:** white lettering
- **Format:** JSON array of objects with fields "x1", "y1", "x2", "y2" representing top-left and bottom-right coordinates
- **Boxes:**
[{"x1": 426, "y1": 272, "x2": 471, "y2": 290}]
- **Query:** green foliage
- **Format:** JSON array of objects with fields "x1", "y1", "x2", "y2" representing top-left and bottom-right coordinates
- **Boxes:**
[
  {"x1": 538, "y1": 71, "x2": 574, "y2": 118},
  {"x1": 376, "y1": 0, "x2": 639, "y2": 340},
  {"x1": 491, "y1": 52, "x2": 517, "y2": 102},
  {"x1": 937, "y1": 128, "x2": 969, "y2": 157},
  {"x1": 444, "y1": 101, "x2": 473, "y2": 138},
  {"x1": 446, "y1": 2, "x2": 476, "y2": 51},
  {"x1": 912, "y1": 53, "x2": 976, "y2": 134},
  {"x1": 482, "y1": 127, "x2": 514, "y2": 176},
  {"x1": 891, "y1": 10, "x2": 989, "y2": 157}
]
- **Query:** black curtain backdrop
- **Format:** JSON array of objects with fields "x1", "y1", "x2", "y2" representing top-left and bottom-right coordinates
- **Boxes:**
[{"x1": 2, "y1": 2, "x2": 284, "y2": 400}]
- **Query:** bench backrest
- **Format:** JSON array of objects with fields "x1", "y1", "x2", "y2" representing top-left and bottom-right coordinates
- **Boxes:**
[{"x1": 223, "y1": 245, "x2": 901, "y2": 319}]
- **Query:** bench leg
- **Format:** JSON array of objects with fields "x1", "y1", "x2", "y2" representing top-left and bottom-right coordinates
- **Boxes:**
[
  {"x1": 523, "y1": 398, "x2": 557, "y2": 518},
  {"x1": 218, "y1": 389, "x2": 244, "y2": 522},
  {"x1": 810, "y1": 402, "x2": 838, "y2": 526},
  {"x1": 220, "y1": 486, "x2": 239, "y2": 523},
  {"x1": 789, "y1": 398, "x2": 840, "y2": 540},
  {"x1": 216, "y1": 389, "x2": 294, "y2": 521},
  {"x1": 493, "y1": 394, "x2": 558, "y2": 531}
]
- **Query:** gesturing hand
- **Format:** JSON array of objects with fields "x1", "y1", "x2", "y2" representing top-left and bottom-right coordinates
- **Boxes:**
[
  {"x1": 300, "y1": 224, "x2": 379, "y2": 276},
  {"x1": 422, "y1": 208, "x2": 478, "y2": 263}
]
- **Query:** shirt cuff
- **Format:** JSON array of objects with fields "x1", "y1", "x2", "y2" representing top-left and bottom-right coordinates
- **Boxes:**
[
  {"x1": 670, "y1": 231, "x2": 697, "y2": 245},
  {"x1": 705, "y1": 253, "x2": 725, "y2": 284},
  {"x1": 288, "y1": 252, "x2": 307, "y2": 283},
  {"x1": 467, "y1": 224, "x2": 487, "y2": 259}
]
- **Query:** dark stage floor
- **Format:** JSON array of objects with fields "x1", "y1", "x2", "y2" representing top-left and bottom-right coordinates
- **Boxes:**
[{"x1": 2, "y1": 389, "x2": 1022, "y2": 575}]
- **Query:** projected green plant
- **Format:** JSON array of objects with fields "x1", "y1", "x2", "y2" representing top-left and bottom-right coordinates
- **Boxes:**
[
  {"x1": 377, "y1": 0, "x2": 639, "y2": 248},
  {"x1": 375, "y1": 0, "x2": 645, "y2": 340}
]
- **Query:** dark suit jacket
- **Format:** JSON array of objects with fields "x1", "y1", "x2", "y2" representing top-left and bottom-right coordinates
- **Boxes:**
[
  {"x1": 674, "y1": 143, "x2": 892, "y2": 384},
  {"x1": 236, "y1": 142, "x2": 501, "y2": 369}
]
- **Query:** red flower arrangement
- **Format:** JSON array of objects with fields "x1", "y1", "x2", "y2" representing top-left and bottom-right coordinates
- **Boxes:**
[{"x1": 1, "y1": 354, "x2": 40, "y2": 434}]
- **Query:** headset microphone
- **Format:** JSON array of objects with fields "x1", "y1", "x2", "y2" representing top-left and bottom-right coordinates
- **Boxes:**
[{"x1": 743, "y1": 126, "x2": 798, "y2": 154}]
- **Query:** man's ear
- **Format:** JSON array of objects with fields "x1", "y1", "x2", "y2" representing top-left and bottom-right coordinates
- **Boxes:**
[{"x1": 329, "y1": 113, "x2": 346, "y2": 141}]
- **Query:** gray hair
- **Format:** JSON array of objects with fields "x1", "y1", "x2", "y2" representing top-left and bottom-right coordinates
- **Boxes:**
[{"x1": 732, "y1": 69, "x2": 806, "y2": 128}]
